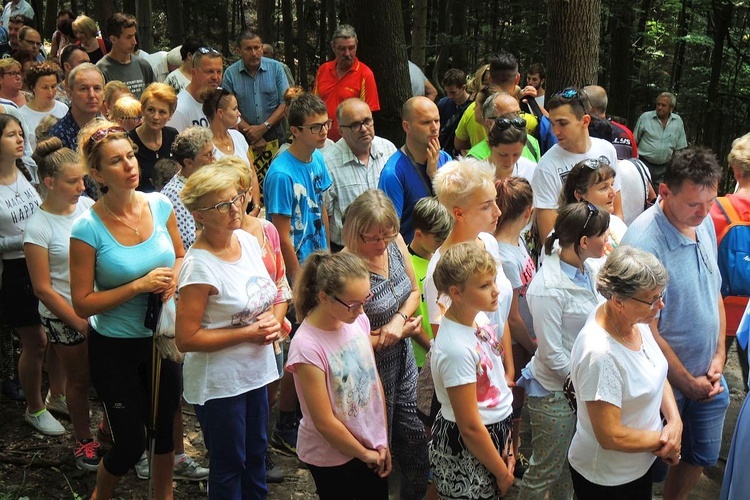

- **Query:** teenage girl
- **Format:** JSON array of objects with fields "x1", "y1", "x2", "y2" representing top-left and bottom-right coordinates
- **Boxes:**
[
  {"x1": 287, "y1": 251, "x2": 392, "y2": 499},
  {"x1": 430, "y1": 242, "x2": 515, "y2": 499}
]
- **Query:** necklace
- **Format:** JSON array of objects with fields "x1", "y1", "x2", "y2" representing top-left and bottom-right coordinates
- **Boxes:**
[
  {"x1": 0, "y1": 172, "x2": 19, "y2": 198},
  {"x1": 102, "y1": 196, "x2": 142, "y2": 236},
  {"x1": 606, "y1": 303, "x2": 640, "y2": 348},
  {"x1": 366, "y1": 255, "x2": 388, "y2": 275}
]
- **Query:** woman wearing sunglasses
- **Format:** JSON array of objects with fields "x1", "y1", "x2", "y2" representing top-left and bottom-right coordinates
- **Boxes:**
[
  {"x1": 176, "y1": 163, "x2": 281, "y2": 498},
  {"x1": 559, "y1": 156, "x2": 629, "y2": 255},
  {"x1": 69, "y1": 120, "x2": 184, "y2": 499},
  {"x1": 517, "y1": 202, "x2": 609, "y2": 500},
  {"x1": 487, "y1": 113, "x2": 536, "y2": 181},
  {"x1": 202, "y1": 86, "x2": 262, "y2": 216},
  {"x1": 341, "y1": 189, "x2": 428, "y2": 500},
  {"x1": 568, "y1": 245, "x2": 681, "y2": 499}
]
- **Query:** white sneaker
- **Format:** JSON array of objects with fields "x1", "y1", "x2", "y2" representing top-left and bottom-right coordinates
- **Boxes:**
[
  {"x1": 25, "y1": 408, "x2": 65, "y2": 436},
  {"x1": 135, "y1": 451, "x2": 149, "y2": 480},
  {"x1": 173, "y1": 454, "x2": 209, "y2": 481},
  {"x1": 45, "y1": 392, "x2": 69, "y2": 417}
]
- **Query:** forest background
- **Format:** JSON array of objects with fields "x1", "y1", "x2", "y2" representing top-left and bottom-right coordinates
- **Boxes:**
[{"x1": 26, "y1": 0, "x2": 749, "y2": 193}]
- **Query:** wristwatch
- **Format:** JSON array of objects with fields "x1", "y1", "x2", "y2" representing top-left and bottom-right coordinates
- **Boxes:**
[{"x1": 264, "y1": 121, "x2": 272, "y2": 131}]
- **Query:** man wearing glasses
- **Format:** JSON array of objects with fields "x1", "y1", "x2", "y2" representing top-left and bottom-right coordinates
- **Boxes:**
[
  {"x1": 96, "y1": 13, "x2": 154, "y2": 99},
  {"x1": 16, "y1": 26, "x2": 43, "y2": 62},
  {"x1": 167, "y1": 46, "x2": 222, "y2": 132},
  {"x1": 222, "y1": 30, "x2": 289, "y2": 153},
  {"x1": 324, "y1": 98, "x2": 396, "y2": 252},
  {"x1": 531, "y1": 88, "x2": 620, "y2": 244},
  {"x1": 621, "y1": 147, "x2": 728, "y2": 499}
]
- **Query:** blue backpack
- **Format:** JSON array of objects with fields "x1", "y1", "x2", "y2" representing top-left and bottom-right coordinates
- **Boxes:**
[{"x1": 715, "y1": 196, "x2": 750, "y2": 298}]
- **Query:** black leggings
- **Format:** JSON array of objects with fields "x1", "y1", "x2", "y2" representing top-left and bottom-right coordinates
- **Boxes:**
[
  {"x1": 88, "y1": 327, "x2": 181, "y2": 476},
  {"x1": 570, "y1": 463, "x2": 652, "y2": 500},
  {"x1": 307, "y1": 458, "x2": 389, "y2": 500}
]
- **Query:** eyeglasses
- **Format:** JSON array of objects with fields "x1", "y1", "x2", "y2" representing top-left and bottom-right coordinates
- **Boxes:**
[
  {"x1": 581, "y1": 155, "x2": 610, "y2": 170},
  {"x1": 333, "y1": 291, "x2": 374, "y2": 312},
  {"x1": 696, "y1": 238, "x2": 714, "y2": 275},
  {"x1": 198, "y1": 192, "x2": 246, "y2": 214},
  {"x1": 121, "y1": 115, "x2": 143, "y2": 122},
  {"x1": 86, "y1": 126, "x2": 126, "y2": 155},
  {"x1": 553, "y1": 87, "x2": 586, "y2": 111},
  {"x1": 582, "y1": 202, "x2": 598, "y2": 230},
  {"x1": 296, "y1": 119, "x2": 333, "y2": 134},
  {"x1": 2, "y1": 71, "x2": 21, "y2": 78},
  {"x1": 340, "y1": 117, "x2": 374, "y2": 131},
  {"x1": 628, "y1": 291, "x2": 665, "y2": 310},
  {"x1": 359, "y1": 232, "x2": 398, "y2": 244},
  {"x1": 492, "y1": 117, "x2": 526, "y2": 132}
]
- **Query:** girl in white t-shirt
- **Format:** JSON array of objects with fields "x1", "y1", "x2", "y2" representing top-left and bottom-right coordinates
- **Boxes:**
[
  {"x1": 23, "y1": 138, "x2": 96, "y2": 469},
  {"x1": 430, "y1": 243, "x2": 515, "y2": 499},
  {"x1": 287, "y1": 251, "x2": 391, "y2": 499}
]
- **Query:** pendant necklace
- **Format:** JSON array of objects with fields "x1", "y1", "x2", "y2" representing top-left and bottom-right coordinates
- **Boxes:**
[{"x1": 103, "y1": 196, "x2": 142, "y2": 237}]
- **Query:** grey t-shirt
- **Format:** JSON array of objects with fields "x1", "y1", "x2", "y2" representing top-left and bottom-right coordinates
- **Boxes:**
[
  {"x1": 497, "y1": 238, "x2": 536, "y2": 340},
  {"x1": 96, "y1": 55, "x2": 155, "y2": 98}
]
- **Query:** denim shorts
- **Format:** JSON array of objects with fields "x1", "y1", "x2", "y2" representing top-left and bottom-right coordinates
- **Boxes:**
[{"x1": 651, "y1": 376, "x2": 730, "y2": 481}]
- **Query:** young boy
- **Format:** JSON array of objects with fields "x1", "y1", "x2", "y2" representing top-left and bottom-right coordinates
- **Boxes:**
[{"x1": 407, "y1": 196, "x2": 453, "y2": 368}]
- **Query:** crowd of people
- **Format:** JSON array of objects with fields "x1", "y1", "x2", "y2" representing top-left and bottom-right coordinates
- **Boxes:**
[{"x1": 0, "y1": 4, "x2": 749, "y2": 500}]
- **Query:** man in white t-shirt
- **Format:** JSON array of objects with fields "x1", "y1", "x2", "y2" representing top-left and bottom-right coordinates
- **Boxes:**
[
  {"x1": 531, "y1": 89, "x2": 620, "y2": 242},
  {"x1": 167, "y1": 47, "x2": 223, "y2": 132}
]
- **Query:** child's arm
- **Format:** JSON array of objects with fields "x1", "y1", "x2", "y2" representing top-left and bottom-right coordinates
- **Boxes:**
[
  {"x1": 507, "y1": 290, "x2": 536, "y2": 354},
  {"x1": 295, "y1": 363, "x2": 386, "y2": 469},
  {"x1": 501, "y1": 321, "x2": 514, "y2": 387},
  {"x1": 448, "y1": 383, "x2": 515, "y2": 496}
]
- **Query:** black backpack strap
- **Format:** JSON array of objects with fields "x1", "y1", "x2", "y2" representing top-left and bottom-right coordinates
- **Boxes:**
[{"x1": 630, "y1": 158, "x2": 651, "y2": 207}]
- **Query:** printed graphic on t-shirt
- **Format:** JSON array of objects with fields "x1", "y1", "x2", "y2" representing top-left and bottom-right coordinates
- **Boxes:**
[
  {"x1": 292, "y1": 170, "x2": 326, "y2": 255},
  {"x1": 4, "y1": 185, "x2": 39, "y2": 223},
  {"x1": 330, "y1": 335, "x2": 379, "y2": 418},
  {"x1": 231, "y1": 275, "x2": 276, "y2": 326},
  {"x1": 519, "y1": 255, "x2": 535, "y2": 297},
  {"x1": 474, "y1": 325, "x2": 503, "y2": 408}
]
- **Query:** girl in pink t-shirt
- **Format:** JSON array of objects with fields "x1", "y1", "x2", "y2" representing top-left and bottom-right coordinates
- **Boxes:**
[{"x1": 286, "y1": 252, "x2": 391, "y2": 499}]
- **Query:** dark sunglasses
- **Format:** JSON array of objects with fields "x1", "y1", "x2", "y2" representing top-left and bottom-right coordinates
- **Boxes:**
[
  {"x1": 581, "y1": 155, "x2": 610, "y2": 170},
  {"x1": 493, "y1": 117, "x2": 527, "y2": 132},
  {"x1": 553, "y1": 87, "x2": 586, "y2": 110}
]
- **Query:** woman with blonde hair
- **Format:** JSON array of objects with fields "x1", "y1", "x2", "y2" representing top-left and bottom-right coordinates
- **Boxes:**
[
  {"x1": 342, "y1": 188, "x2": 428, "y2": 499},
  {"x1": 128, "y1": 82, "x2": 179, "y2": 193},
  {"x1": 72, "y1": 15, "x2": 109, "y2": 64},
  {"x1": 0, "y1": 58, "x2": 26, "y2": 107},
  {"x1": 176, "y1": 162, "x2": 281, "y2": 498},
  {"x1": 70, "y1": 120, "x2": 184, "y2": 499}
]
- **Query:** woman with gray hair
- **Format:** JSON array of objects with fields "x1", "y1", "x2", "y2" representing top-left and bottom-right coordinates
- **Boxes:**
[{"x1": 567, "y1": 245, "x2": 682, "y2": 499}]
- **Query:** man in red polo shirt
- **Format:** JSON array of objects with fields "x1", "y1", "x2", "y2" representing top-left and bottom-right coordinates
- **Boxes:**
[{"x1": 313, "y1": 24, "x2": 380, "y2": 142}]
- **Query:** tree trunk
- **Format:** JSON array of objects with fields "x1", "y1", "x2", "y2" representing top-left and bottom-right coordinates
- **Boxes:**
[
  {"x1": 43, "y1": 0, "x2": 58, "y2": 39},
  {"x1": 282, "y1": 0, "x2": 295, "y2": 79},
  {"x1": 706, "y1": 0, "x2": 733, "y2": 159},
  {"x1": 411, "y1": 0, "x2": 428, "y2": 68},
  {"x1": 319, "y1": 0, "x2": 327, "y2": 67},
  {"x1": 450, "y1": 0, "x2": 467, "y2": 73},
  {"x1": 135, "y1": 0, "x2": 154, "y2": 52},
  {"x1": 608, "y1": 0, "x2": 635, "y2": 122},
  {"x1": 546, "y1": 0, "x2": 601, "y2": 96},
  {"x1": 219, "y1": 0, "x2": 230, "y2": 56},
  {"x1": 670, "y1": 0, "x2": 692, "y2": 93},
  {"x1": 165, "y1": 0, "x2": 184, "y2": 46},
  {"x1": 434, "y1": 0, "x2": 451, "y2": 86},
  {"x1": 93, "y1": 0, "x2": 117, "y2": 39},
  {"x1": 296, "y1": 0, "x2": 308, "y2": 88},
  {"x1": 257, "y1": 0, "x2": 275, "y2": 44},
  {"x1": 344, "y1": 0, "x2": 410, "y2": 145}
]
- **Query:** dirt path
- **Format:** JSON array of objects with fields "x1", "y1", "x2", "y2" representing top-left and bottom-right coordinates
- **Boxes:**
[{"x1": 0, "y1": 342, "x2": 744, "y2": 498}]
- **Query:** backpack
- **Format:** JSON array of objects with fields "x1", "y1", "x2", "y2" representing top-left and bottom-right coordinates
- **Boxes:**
[
  {"x1": 630, "y1": 158, "x2": 654, "y2": 211},
  {"x1": 715, "y1": 197, "x2": 750, "y2": 297}
]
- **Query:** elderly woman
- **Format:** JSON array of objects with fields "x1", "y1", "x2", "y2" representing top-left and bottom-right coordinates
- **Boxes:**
[
  {"x1": 518, "y1": 202, "x2": 610, "y2": 500},
  {"x1": 0, "y1": 58, "x2": 26, "y2": 108},
  {"x1": 202, "y1": 87, "x2": 261, "y2": 216},
  {"x1": 19, "y1": 61, "x2": 68, "y2": 150},
  {"x1": 70, "y1": 120, "x2": 184, "y2": 499},
  {"x1": 341, "y1": 189, "x2": 428, "y2": 500},
  {"x1": 568, "y1": 245, "x2": 681, "y2": 499},
  {"x1": 176, "y1": 163, "x2": 281, "y2": 498},
  {"x1": 72, "y1": 15, "x2": 109, "y2": 64},
  {"x1": 129, "y1": 82, "x2": 179, "y2": 193}
]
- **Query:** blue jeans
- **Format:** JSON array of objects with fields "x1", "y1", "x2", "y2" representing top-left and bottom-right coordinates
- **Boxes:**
[{"x1": 195, "y1": 387, "x2": 269, "y2": 499}]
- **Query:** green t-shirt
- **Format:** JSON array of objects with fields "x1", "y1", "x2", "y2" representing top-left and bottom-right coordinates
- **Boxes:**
[
  {"x1": 467, "y1": 135, "x2": 541, "y2": 163},
  {"x1": 409, "y1": 251, "x2": 433, "y2": 368}
]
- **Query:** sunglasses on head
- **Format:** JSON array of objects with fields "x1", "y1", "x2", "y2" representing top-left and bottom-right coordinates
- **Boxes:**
[
  {"x1": 581, "y1": 155, "x2": 610, "y2": 171},
  {"x1": 582, "y1": 201, "x2": 598, "y2": 230},
  {"x1": 553, "y1": 87, "x2": 586, "y2": 111},
  {"x1": 493, "y1": 117, "x2": 527, "y2": 132}
]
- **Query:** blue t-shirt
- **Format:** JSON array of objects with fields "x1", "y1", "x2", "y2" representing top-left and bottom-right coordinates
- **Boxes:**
[
  {"x1": 621, "y1": 202, "x2": 721, "y2": 396},
  {"x1": 70, "y1": 193, "x2": 177, "y2": 339},
  {"x1": 264, "y1": 149, "x2": 332, "y2": 264},
  {"x1": 378, "y1": 149, "x2": 451, "y2": 243}
]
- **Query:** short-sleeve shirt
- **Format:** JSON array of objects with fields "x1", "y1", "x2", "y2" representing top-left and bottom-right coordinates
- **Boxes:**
[
  {"x1": 19, "y1": 101, "x2": 68, "y2": 151},
  {"x1": 212, "y1": 129, "x2": 251, "y2": 164},
  {"x1": 287, "y1": 313, "x2": 388, "y2": 467},
  {"x1": 313, "y1": 58, "x2": 380, "y2": 142},
  {"x1": 409, "y1": 250, "x2": 433, "y2": 368},
  {"x1": 531, "y1": 139, "x2": 620, "y2": 210},
  {"x1": 0, "y1": 171, "x2": 40, "y2": 258},
  {"x1": 164, "y1": 69, "x2": 190, "y2": 94},
  {"x1": 621, "y1": 203, "x2": 721, "y2": 394},
  {"x1": 263, "y1": 149, "x2": 332, "y2": 263},
  {"x1": 178, "y1": 230, "x2": 278, "y2": 405},
  {"x1": 633, "y1": 111, "x2": 687, "y2": 165},
  {"x1": 497, "y1": 238, "x2": 536, "y2": 339},
  {"x1": 161, "y1": 174, "x2": 195, "y2": 250},
  {"x1": 568, "y1": 305, "x2": 668, "y2": 486},
  {"x1": 23, "y1": 197, "x2": 94, "y2": 318},
  {"x1": 431, "y1": 315, "x2": 514, "y2": 425},
  {"x1": 70, "y1": 193, "x2": 176, "y2": 339},
  {"x1": 167, "y1": 88, "x2": 208, "y2": 131},
  {"x1": 467, "y1": 138, "x2": 540, "y2": 169},
  {"x1": 129, "y1": 126, "x2": 178, "y2": 193},
  {"x1": 377, "y1": 148, "x2": 452, "y2": 243},
  {"x1": 96, "y1": 55, "x2": 155, "y2": 99},
  {"x1": 222, "y1": 57, "x2": 289, "y2": 142},
  {"x1": 49, "y1": 110, "x2": 81, "y2": 150}
]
